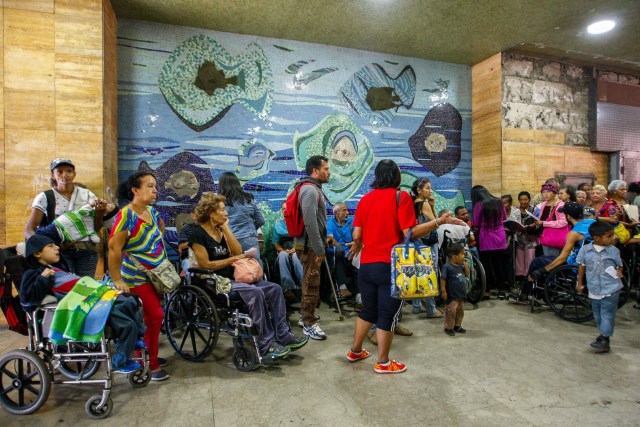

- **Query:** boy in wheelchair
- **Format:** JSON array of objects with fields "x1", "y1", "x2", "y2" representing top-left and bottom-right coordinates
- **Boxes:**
[{"x1": 20, "y1": 235, "x2": 145, "y2": 373}]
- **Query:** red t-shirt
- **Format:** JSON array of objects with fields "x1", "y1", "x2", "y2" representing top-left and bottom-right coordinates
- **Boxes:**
[{"x1": 353, "y1": 188, "x2": 417, "y2": 264}]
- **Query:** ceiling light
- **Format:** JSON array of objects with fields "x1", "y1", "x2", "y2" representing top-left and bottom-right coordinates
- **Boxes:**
[{"x1": 587, "y1": 20, "x2": 616, "y2": 34}]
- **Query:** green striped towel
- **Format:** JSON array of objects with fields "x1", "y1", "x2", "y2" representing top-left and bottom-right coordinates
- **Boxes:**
[
  {"x1": 49, "y1": 277, "x2": 118, "y2": 344},
  {"x1": 53, "y1": 204, "x2": 100, "y2": 244}
]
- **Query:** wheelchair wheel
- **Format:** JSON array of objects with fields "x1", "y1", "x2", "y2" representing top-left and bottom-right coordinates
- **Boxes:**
[
  {"x1": 232, "y1": 346, "x2": 257, "y2": 372},
  {"x1": 544, "y1": 265, "x2": 593, "y2": 323},
  {"x1": 54, "y1": 342, "x2": 101, "y2": 380},
  {"x1": 466, "y1": 253, "x2": 486, "y2": 304},
  {"x1": 127, "y1": 368, "x2": 151, "y2": 388},
  {"x1": 0, "y1": 349, "x2": 52, "y2": 415},
  {"x1": 85, "y1": 394, "x2": 113, "y2": 419},
  {"x1": 165, "y1": 285, "x2": 219, "y2": 361}
]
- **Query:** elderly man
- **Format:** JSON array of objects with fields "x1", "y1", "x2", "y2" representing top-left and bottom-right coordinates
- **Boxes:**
[{"x1": 327, "y1": 202, "x2": 361, "y2": 310}]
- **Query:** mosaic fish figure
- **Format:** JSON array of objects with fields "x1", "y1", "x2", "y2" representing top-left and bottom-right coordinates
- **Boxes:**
[
  {"x1": 237, "y1": 140, "x2": 275, "y2": 181},
  {"x1": 408, "y1": 103, "x2": 462, "y2": 177},
  {"x1": 293, "y1": 67, "x2": 338, "y2": 88},
  {"x1": 423, "y1": 78, "x2": 450, "y2": 93},
  {"x1": 159, "y1": 35, "x2": 274, "y2": 132},
  {"x1": 293, "y1": 113, "x2": 374, "y2": 204},
  {"x1": 138, "y1": 151, "x2": 216, "y2": 241},
  {"x1": 194, "y1": 61, "x2": 238, "y2": 95},
  {"x1": 339, "y1": 63, "x2": 416, "y2": 126}
]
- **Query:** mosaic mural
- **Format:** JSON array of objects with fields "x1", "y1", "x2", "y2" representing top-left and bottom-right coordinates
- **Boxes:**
[{"x1": 117, "y1": 20, "x2": 472, "y2": 245}]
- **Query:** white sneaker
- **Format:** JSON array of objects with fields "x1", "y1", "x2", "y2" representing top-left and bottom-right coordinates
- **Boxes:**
[
  {"x1": 298, "y1": 315, "x2": 320, "y2": 327},
  {"x1": 303, "y1": 323, "x2": 327, "y2": 340}
]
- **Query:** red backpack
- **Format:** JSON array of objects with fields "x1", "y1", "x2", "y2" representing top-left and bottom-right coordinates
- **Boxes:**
[{"x1": 284, "y1": 182, "x2": 320, "y2": 237}]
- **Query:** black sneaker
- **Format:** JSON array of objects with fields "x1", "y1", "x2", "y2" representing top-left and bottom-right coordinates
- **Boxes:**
[
  {"x1": 264, "y1": 341, "x2": 291, "y2": 358},
  {"x1": 453, "y1": 326, "x2": 467, "y2": 334},
  {"x1": 444, "y1": 328, "x2": 455, "y2": 336},
  {"x1": 590, "y1": 336, "x2": 610, "y2": 353},
  {"x1": 282, "y1": 335, "x2": 309, "y2": 351}
]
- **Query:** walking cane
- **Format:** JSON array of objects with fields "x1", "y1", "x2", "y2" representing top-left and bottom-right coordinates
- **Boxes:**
[{"x1": 323, "y1": 257, "x2": 345, "y2": 321}]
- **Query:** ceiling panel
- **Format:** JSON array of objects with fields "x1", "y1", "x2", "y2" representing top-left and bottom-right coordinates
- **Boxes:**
[{"x1": 110, "y1": 0, "x2": 640, "y2": 74}]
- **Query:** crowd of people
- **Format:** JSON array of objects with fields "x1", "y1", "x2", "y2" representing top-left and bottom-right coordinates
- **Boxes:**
[{"x1": 20, "y1": 157, "x2": 640, "y2": 379}]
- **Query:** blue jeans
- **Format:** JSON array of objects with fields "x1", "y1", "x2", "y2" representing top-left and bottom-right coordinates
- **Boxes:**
[
  {"x1": 542, "y1": 245, "x2": 561, "y2": 258},
  {"x1": 276, "y1": 251, "x2": 303, "y2": 291},
  {"x1": 591, "y1": 291, "x2": 619, "y2": 337},
  {"x1": 62, "y1": 248, "x2": 98, "y2": 278},
  {"x1": 411, "y1": 297, "x2": 437, "y2": 315}
]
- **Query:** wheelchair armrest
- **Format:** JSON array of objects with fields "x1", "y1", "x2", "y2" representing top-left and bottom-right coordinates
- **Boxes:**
[{"x1": 188, "y1": 267, "x2": 217, "y2": 275}]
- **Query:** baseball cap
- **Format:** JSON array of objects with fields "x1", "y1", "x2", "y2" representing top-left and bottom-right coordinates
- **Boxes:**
[
  {"x1": 558, "y1": 201, "x2": 584, "y2": 219},
  {"x1": 25, "y1": 235, "x2": 56, "y2": 260},
  {"x1": 50, "y1": 158, "x2": 75, "y2": 171}
]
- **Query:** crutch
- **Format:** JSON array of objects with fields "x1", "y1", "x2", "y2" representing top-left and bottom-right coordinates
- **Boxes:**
[{"x1": 323, "y1": 257, "x2": 345, "y2": 321}]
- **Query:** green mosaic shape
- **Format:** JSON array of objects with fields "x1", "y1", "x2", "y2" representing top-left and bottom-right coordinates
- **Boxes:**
[{"x1": 293, "y1": 113, "x2": 374, "y2": 204}]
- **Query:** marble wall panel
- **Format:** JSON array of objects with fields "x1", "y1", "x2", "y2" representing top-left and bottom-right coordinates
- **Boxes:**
[
  {"x1": 4, "y1": 88, "x2": 55, "y2": 130},
  {"x1": 4, "y1": 8, "x2": 54, "y2": 50},
  {"x1": 55, "y1": 14, "x2": 102, "y2": 56},
  {"x1": 4, "y1": 0, "x2": 53, "y2": 13},
  {"x1": 55, "y1": 89, "x2": 102, "y2": 133},
  {"x1": 55, "y1": 0, "x2": 101, "y2": 19},
  {"x1": 4, "y1": 129, "x2": 56, "y2": 170},
  {"x1": 4, "y1": 47, "x2": 55, "y2": 91}
]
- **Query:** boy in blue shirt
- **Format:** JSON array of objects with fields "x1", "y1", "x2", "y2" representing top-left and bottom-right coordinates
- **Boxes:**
[
  {"x1": 575, "y1": 222, "x2": 624, "y2": 353},
  {"x1": 441, "y1": 243, "x2": 469, "y2": 336}
]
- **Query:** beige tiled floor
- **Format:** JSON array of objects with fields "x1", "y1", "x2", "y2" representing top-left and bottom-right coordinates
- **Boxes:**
[{"x1": 1, "y1": 299, "x2": 639, "y2": 426}]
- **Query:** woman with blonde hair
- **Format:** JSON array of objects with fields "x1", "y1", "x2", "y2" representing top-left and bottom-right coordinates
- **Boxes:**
[{"x1": 590, "y1": 185, "x2": 607, "y2": 214}]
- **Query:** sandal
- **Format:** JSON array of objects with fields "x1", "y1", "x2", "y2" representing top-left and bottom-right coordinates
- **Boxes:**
[{"x1": 427, "y1": 310, "x2": 444, "y2": 319}]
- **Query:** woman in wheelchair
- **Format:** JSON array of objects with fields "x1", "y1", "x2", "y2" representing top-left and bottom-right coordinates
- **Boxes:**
[
  {"x1": 189, "y1": 193, "x2": 308, "y2": 359},
  {"x1": 20, "y1": 235, "x2": 145, "y2": 374}
]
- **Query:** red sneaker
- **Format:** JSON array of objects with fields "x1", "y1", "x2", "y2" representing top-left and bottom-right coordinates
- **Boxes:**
[
  {"x1": 346, "y1": 348, "x2": 372, "y2": 362},
  {"x1": 374, "y1": 360, "x2": 407, "y2": 374}
]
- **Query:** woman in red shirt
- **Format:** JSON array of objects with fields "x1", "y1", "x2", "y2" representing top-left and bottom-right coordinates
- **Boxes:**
[{"x1": 345, "y1": 160, "x2": 463, "y2": 374}]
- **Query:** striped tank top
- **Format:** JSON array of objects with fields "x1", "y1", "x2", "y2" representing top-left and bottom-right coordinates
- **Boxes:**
[{"x1": 109, "y1": 205, "x2": 167, "y2": 287}]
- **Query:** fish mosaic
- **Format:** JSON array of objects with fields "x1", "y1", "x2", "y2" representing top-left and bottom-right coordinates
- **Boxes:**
[
  {"x1": 293, "y1": 114, "x2": 374, "y2": 204},
  {"x1": 159, "y1": 35, "x2": 274, "y2": 132},
  {"x1": 408, "y1": 103, "x2": 462, "y2": 177},
  {"x1": 339, "y1": 63, "x2": 416, "y2": 126},
  {"x1": 423, "y1": 78, "x2": 450, "y2": 93},
  {"x1": 237, "y1": 140, "x2": 275, "y2": 181},
  {"x1": 137, "y1": 151, "x2": 216, "y2": 242},
  {"x1": 118, "y1": 20, "x2": 472, "y2": 251}
]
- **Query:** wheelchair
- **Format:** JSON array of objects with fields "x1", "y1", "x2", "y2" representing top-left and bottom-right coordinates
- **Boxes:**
[
  {"x1": 0, "y1": 248, "x2": 150, "y2": 419},
  {"x1": 525, "y1": 263, "x2": 629, "y2": 323},
  {"x1": 438, "y1": 230, "x2": 487, "y2": 304},
  {"x1": 163, "y1": 267, "x2": 277, "y2": 371}
]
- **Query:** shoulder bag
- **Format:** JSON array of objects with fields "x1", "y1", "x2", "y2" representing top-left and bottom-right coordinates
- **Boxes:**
[
  {"x1": 129, "y1": 254, "x2": 180, "y2": 294},
  {"x1": 390, "y1": 229, "x2": 439, "y2": 299},
  {"x1": 539, "y1": 205, "x2": 570, "y2": 249}
]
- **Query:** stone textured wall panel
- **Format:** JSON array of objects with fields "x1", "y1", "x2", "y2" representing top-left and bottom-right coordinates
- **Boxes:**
[
  {"x1": 503, "y1": 57, "x2": 533, "y2": 78},
  {"x1": 502, "y1": 53, "x2": 589, "y2": 147}
]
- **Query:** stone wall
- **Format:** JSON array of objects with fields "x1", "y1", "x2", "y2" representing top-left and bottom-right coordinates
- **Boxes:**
[{"x1": 502, "y1": 53, "x2": 590, "y2": 147}]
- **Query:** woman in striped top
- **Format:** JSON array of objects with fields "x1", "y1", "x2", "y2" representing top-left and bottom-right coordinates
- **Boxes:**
[{"x1": 108, "y1": 172, "x2": 169, "y2": 381}]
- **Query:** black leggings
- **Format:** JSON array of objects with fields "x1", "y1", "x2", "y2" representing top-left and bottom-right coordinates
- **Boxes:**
[
  {"x1": 480, "y1": 249, "x2": 511, "y2": 292},
  {"x1": 358, "y1": 262, "x2": 402, "y2": 331}
]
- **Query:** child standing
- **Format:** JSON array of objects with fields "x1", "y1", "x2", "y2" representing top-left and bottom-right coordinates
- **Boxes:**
[
  {"x1": 441, "y1": 243, "x2": 468, "y2": 336},
  {"x1": 576, "y1": 222, "x2": 624, "y2": 353}
]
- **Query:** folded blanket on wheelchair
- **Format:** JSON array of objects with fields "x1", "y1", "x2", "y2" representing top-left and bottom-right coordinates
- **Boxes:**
[{"x1": 49, "y1": 277, "x2": 118, "y2": 344}]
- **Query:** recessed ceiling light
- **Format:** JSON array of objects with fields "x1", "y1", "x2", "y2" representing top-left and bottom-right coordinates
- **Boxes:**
[{"x1": 587, "y1": 20, "x2": 616, "y2": 34}]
